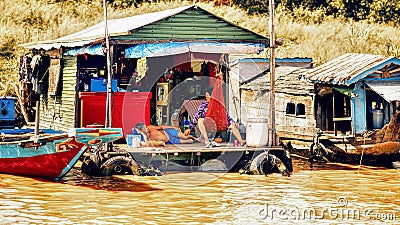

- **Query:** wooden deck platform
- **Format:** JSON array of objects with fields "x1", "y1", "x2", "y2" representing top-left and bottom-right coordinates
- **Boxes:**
[
  {"x1": 113, "y1": 142, "x2": 290, "y2": 173},
  {"x1": 115, "y1": 142, "x2": 284, "y2": 154}
]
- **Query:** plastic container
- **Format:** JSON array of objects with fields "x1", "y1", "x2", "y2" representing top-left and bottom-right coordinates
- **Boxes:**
[
  {"x1": 79, "y1": 92, "x2": 152, "y2": 137},
  {"x1": 0, "y1": 96, "x2": 16, "y2": 129},
  {"x1": 170, "y1": 109, "x2": 180, "y2": 127},
  {"x1": 0, "y1": 97, "x2": 16, "y2": 120},
  {"x1": 126, "y1": 134, "x2": 141, "y2": 148},
  {"x1": 372, "y1": 109, "x2": 384, "y2": 129},
  {"x1": 90, "y1": 78, "x2": 118, "y2": 92},
  {"x1": 246, "y1": 118, "x2": 268, "y2": 147}
]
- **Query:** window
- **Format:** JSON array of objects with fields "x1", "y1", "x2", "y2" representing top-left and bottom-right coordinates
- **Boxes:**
[
  {"x1": 286, "y1": 103, "x2": 295, "y2": 114},
  {"x1": 296, "y1": 104, "x2": 305, "y2": 116}
]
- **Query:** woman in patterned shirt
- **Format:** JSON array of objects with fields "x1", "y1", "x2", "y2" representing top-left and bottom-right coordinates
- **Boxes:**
[{"x1": 184, "y1": 90, "x2": 246, "y2": 148}]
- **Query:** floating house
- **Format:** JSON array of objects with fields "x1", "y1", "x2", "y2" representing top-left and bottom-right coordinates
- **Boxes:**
[
  {"x1": 230, "y1": 58, "x2": 314, "y2": 146},
  {"x1": 233, "y1": 54, "x2": 400, "y2": 155},
  {"x1": 304, "y1": 53, "x2": 400, "y2": 136},
  {"x1": 20, "y1": 5, "x2": 269, "y2": 136},
  {"x1": 17, "y1": 5, "x2": 298, "y2": 176}
]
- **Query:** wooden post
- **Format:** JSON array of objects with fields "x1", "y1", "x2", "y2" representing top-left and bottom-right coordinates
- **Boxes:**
[
  {"x1": 103, "y1": 0, "x2": 112, "y2": 128},
  {"x1": 13, "y1": 84, "x2": 31, "y2": 125},
  {"x1": 269, "y1": 0, "x2": 277, "y2": 147},
  {"x1": 34, "y1": 100, "x2": 40, "y2": 143},
  {"x1": 103, "y1": 0, "x2": 113, "y2": 151}
]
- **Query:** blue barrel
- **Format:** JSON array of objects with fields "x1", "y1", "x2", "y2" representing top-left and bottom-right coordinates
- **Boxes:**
[{"x1": 372, "y1": 109, "x2": 384, "y2": 129}]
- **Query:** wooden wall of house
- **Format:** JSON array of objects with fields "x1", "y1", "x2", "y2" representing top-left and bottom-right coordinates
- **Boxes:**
[
  {"x1": 227, "y1": 63, "x2": 241, "y2": 120},
  {"x1": 240, "y1": 89, "x2": 270, "y2": 123},
  {"x1": 275, "y1": 92, "x2": 316, "y2": 141},
  {"x1": 39, "y1": 56, "x2": 77, "y2": 132},
  {"x1": 241, "y1": 89, "x2": 316, "y2": 146},
  {"x1": 352, "y1": 82, "x2": 367, "y2": 134}
]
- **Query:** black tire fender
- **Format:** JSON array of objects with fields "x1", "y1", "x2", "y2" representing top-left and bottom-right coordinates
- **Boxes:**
[
  {"x1": 250, "y1": 152, "x2": 288, "y2": 175},
  {"x1": 100, "y1": 156, "x2": 139, "y2": 176}
]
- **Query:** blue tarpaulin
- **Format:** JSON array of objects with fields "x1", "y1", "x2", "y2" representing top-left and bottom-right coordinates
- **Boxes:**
[
  {"x1": 64, "y1": 44, "x2": 104, "y2": 56},
  {"x1": 64, "y1": 42, "x2": 265, "y2": 57},
  {"x1": 124, "y1": 42, "x2": 265, "y2": 58}
]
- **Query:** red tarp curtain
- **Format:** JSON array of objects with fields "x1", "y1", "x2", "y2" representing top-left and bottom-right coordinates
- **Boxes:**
[{"x1": 205, "y1": 77, "x2": 228, "y2": 132}]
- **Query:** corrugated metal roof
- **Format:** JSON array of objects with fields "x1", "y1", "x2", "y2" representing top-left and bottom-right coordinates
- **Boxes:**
[
  {"x1": 304, "y1": 53, "x2": 396, "y2": 85},
  {"x1": 22, "y1": 5, "x2": 268, "y2": 50},
  {"x1": 365, "y1": 80, "x2": 400, "y2": 102},
  {"x1": 114, "y1": 6, "x2": 268, "y2": 43},
  {"x1": 232, "y1": 58, "x2": 313, "y2": 84},
  {"x1": 241, "y1": 67, "x2": 314, "y2": 95},
  {"x1": 22, "y1": 6, "x2": 191, "y2": 49},
  {"x1": 235, "y1": 57, "x2": 312, "y2": 63}
]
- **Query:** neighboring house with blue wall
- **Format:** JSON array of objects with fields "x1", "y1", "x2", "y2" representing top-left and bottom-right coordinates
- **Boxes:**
[
  {"x1": 233, "y1": 54, "x2": 400, "y2": 149},
  {"x1": 304, "y1": 53, "x2": 400, "y2": 136}
]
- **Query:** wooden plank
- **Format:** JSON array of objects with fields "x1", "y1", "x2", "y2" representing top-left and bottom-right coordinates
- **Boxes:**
[
  {"x1": 332, "y1": 117, "x2": 351, "y2": 121},
  {"x1": 117, "y1": 143, "x2": 284, "y2": 154}
]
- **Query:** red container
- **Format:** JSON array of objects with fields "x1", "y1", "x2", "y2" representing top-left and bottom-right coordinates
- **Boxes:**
[{"x1": 79, "y1": 92, "x2": 152, "y2": 137}]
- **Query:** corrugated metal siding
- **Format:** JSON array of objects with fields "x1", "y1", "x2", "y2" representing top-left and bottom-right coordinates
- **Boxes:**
[
  {"x1": 59, "y1": 56, "x2": 78, "y2": 131},
  {"x1": 304, "y1": 53, "x2": 393, "y2": 85},
  {"x1": 114, "y1": 7, "x2": 267, "y2": 43},
  {"x1": 39, "y1": 56, "x2": 77, "y2": 132}
]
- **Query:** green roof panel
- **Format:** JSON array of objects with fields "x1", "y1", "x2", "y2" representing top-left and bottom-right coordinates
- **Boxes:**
[{"x1": 113, "y1": 6, "x2": 268, "y2": 43}]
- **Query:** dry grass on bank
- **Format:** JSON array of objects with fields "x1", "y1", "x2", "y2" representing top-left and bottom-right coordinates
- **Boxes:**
[{"x1": 0, "y1": 0, "x2": 400, "y2": 96}]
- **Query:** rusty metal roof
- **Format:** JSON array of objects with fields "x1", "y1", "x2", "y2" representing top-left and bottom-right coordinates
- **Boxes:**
[
  {"x1": 241, "y1": 67, "x2": 314, "y2": 96},
  {"x1": 304, "y1": 53, "x2": 398, "y2": 85}
]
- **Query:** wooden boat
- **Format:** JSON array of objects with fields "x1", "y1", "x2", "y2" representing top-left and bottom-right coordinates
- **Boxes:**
[
  {"x1": 306, "y1": 132, "x2": 400, "y2": 168},
  {"x1": 303, "y1": 112, "x2": 400, "y2": 168},
  {"x1": 0, "y1": 128, "x2": 122, "y2": 181}
]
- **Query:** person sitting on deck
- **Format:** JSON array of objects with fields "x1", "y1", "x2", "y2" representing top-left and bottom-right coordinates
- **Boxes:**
[
  {"x1": 184, "y1": 85, "x2": 246, "y2": 148},
  {"x1": 133, "y1": 122, "x2": 198, "y2": 147}
]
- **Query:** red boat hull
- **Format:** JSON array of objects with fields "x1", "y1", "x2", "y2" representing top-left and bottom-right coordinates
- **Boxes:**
[
  {"x1": 0, "y1": 128, "x2": 122, "y2": 180},
  {"x1": 0, "y1": 147, "x2": 86, "y2": 180}
]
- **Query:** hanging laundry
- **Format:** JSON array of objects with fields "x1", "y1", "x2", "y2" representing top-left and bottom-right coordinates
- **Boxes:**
[{"x1": 205, "y1": 74, "x2": 228, "y2": 132}]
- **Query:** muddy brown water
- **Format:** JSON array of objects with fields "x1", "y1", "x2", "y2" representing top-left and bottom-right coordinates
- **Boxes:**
[{"x1": 0, "y1": 156, "x2": 399, "y2": 224}]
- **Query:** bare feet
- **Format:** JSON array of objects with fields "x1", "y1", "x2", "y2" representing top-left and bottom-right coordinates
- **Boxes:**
[
  {"x1": 193, "y1": 137, "x2": 203, "y2": 143},
  {"x1": 140, "y1": 141, "x2": 165, "y2": 147},
  {"x1": 152, "y1": 140, "x2": 166, "y2": 147}
]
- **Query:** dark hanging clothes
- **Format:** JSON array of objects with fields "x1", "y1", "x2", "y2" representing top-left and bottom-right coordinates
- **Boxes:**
[{"x1": 31, "y1": 54, "x2": 50, "y2": 94}]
